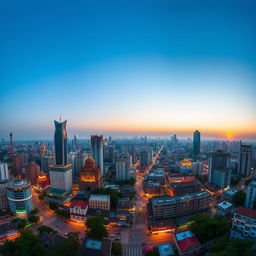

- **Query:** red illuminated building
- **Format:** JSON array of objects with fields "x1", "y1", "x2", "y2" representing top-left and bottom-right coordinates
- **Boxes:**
[
  {"x1": 169, "y1": 179, "x2": 202, "y2": 196},
  {"x1": 35, "y1": 174, "x2": 50, "y2": 192}
]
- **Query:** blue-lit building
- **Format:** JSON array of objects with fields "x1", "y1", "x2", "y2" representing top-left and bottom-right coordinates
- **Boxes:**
[
  {"x1": 193, "y1": 130, "x2": 201, "y2": 158},
  {"x1": 7, "y1": 179, "x2": 33, "y2": 215}
]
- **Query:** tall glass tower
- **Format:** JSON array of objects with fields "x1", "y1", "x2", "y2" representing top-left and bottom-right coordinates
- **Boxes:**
[
  {"x1": 193, "y1": 130, "x2": 201, "y2": 158},
  {"x1": 54, "y1": 120, "x2": 67, "y2": 165},
  {"x1": 91, "y1": 135, "x2": 104, "y2": 176}
]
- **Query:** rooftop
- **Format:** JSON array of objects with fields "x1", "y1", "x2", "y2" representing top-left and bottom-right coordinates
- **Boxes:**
[
  {"x1": 223, "y1": 188, "x2": 238, "y2": 196},
  {"x1": 90, "y1": 194, "x2": 110, "y2": 202},
  {"x1": 152, "y1": 191, "x2": 210, "y2": 206},
  {"x1": 71, "y1": 200, "x2": 88, "y2": 209},
  {"x1": 236, "y1": 207, "x2": 256, "y2": 219},
  {"x1": 217, "y1": 201, "x2": 233, "y2": 210},
  {"x1": 46, "y1": 188, "x2": 67, "y2": 195},
  {"x1": 158, "y1": 243, "x2": 175, "y2": 256},
  {"x1": 175, "y1": 230, "x2": 200, "y2": 253}
]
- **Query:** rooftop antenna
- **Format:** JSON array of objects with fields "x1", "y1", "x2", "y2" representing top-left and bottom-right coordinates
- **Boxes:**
[{"x1": 59, "y1": 114, "x2": 61, "y2": 122}]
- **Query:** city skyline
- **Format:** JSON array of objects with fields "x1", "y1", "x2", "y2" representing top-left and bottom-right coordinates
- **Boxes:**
[{"x1": 1, "y1": 0, "x2": 256, "y2": 141}]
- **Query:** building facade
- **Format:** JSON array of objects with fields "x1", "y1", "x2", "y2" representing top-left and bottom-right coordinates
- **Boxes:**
[
  {"x1": 151, "y1": 191, "x2": 210, "y2": 219},
  {"x1": 230, "y1": 207, "x2": 256, "y2": 239},
  {"x1": 238, "y1": 144, "x2": 252, "y2": 177},
  {"x1": 0, "y1": 163, "x2": 9, "y2": 181},
  {"x1": 193, "y1": 130, "x2": 201, "y2": 159},
  {"x1": 245, "y1": 180, "x2": 256, "y2": 209},
  {"x1": 91, "y1": 135, "x2": 104, "y2": 176},
  {"x1": 116, "y1": 154, "x2": 130, "y2": 181},
  {"x1": 24, "y1": 162, "x2": 39, "y2": 185},
  {"x1": 169, "y1": 179, "x2": 201, "y2": 196},
  {"x1": 208, "y1": 150, "x2": 231, "y2": 189},
  {"x1": 70, "y1": 200, "x2": 88, "y2": 222},
  {"x1": 7, "y1": 179, "x2": 33, "y2": 215},
  {"x1": 89, "y1": 194, "x2": 110, "y2": 211},
  {"x1": 80, "y1": 157, "x2": 103, "y2": 191}
]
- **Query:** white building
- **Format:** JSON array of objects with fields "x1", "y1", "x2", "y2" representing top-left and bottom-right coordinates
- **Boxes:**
[
  {"x1": 116, "y1": 154, "x2": 131, "y2": 181},
  {"x1": 70, "y1": 200, "x2": 88, "y2": 222},
  {"x1": 0, "y1": 163, "x2": 9, "y2": 181},
  {"x1": 0, "y1": 180, "x2": 9, "y2": 210},
  {"x1": 231, "y1": 207, "x2": 256, "y2": 239},
  {"x1": 245, "y1": 181, "x2": 256, "y2": 209},
  {"x1": 49, "y1": 164, "x2": 73, "y2": 192},
  {"x1": 89, "y1": 194, "x2": 110, "y2": 211},
  {"x1": 216, "y1": 201, "x2": 234, "y2": 216}
]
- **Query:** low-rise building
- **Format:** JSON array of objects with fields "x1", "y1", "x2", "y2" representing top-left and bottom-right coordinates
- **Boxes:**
[
  {"x1": 216, "y1": 201, "x2": 234, "y2": 216},
  {"x1": 230, "y1": 207, "x2": 256, "y2": 239},
  {"x1": 169, "y1": 179, "x2": 201, "y2": 196},
  {"x1": 143, "y1": 180, "x2": 163, "y2": 196},
  {"x1": 78, "y1": 238, "x2": 112, "y2": 256},
  {"x1": 222, "y1": 188, "x2": 238, "y2": 201},
  {"x1": 0, "y1": 222, "x2": 20, "y2": 245},
  {"x1": 151, "y1": 191, "x2": 210, "y2": 219},
  {"x1": 174, "y1": 230, "x2": 201, "y2": 256},
  {"x1": 158, "y1": 243, "x2": 175, "y2": 256},
  {"x1": 89, "y1": 194, "x2": 110, "y2": 211},
  {"x1": 70, "y1": 200, "x2": 88, "y2": 222}
]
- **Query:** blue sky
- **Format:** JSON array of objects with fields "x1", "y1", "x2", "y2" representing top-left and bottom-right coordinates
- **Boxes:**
[{"x1": 0, "y1": 0, "x2": 256, "y2": 140}]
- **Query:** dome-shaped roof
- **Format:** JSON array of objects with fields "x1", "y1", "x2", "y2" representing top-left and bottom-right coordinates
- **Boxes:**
[{"x1": 85, "y1": 156, "x2": 95, "y2": 166}]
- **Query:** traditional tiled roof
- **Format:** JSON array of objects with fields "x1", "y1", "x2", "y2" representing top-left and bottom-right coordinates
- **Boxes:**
[{"x1": 236, "y1": 207, "x2": 256, "y2": 219}]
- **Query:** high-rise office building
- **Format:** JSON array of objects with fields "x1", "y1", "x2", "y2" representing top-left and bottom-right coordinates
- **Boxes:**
[
  {"x1": 24, "y1": 162, "x2": 39, "y2": 185},
  {"x1": 49, "y1": 120, "x2": 72, "y2": 192},
  {"x1": 41, "y1": 155, "x2": 55, "y2": 173},
  {"x1": 238, "y1": 144, "x2": 252, "y2": 177},
  {"x1": 116, "y1": 154, "x2": 131, "y2": 181},
  {"x1": 140, "y1": 148, "x2": 153, "y2": 168},
  {"x1": 54, "y1": 120, "x2": 68, "y2": 165},
  {"x1": 7, "y1": 179, "x2": 33, "y2": 215},
  {"x1": 91, "y1": 135, "x2": 104, "y2": 176},
  {"x1": 245, "y1": 181, "x2": 256, "y2": 209},
  {"x1": 72, "y1": 152, "x2": 88, "y2": 179},
  {"x1": 0, "y1": 163, "x2": 9, "y2": 210},
  {"x1": 0, "y1": 162, "x2": 9, "y2": 181},
  {"x1": 208, "y1": 150, "x2": 231, "y2": 189},
  {"x1": 193, "y1": 130, "x2": 200, "y2": 158}
]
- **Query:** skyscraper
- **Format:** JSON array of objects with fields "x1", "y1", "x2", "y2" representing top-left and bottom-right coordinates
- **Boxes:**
[
  {"x1": 91, "y1": 135, "x2": 104, "y2": 176},
  {"x1": 116, "y1": 154, "x2": 131, "y2": 181},
  {"x1": 238, "y1": 144, "x2": 252, "y2": 177},
  {"x1": 54, "y1": 120, "x2": 68, "y2": 165},
  {"x1": 193, "y1": 130, "x2": 200, "y2": 158},
  {"x1": 49, "y1": 120, "x2": 72, "y2": 192},
  {"x1": 208, "y1": 150, "x2": 231, "y2": 189}
]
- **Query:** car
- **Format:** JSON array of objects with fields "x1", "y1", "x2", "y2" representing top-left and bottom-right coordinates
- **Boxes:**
[
  {"x1": 114, "y1": 238, "x2": 121, "y2": 241},
  {"x1": 64, "y1": 232, "x2": 68, "y2": 236}
]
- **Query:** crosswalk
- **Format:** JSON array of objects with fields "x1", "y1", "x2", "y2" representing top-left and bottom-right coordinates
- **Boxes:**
[{"x1": 124, "y1": 245, "x2": 142, "y2": 256}]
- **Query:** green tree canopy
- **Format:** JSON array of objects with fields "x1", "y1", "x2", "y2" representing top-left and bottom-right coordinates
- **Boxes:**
[
  {"x1": 86, "y1": 216, "x2": 108, "y2": 239},
  {"x1": 232, "y1": 190, "x2": 246, "y2": 207},
  {"x1": 209, "y1": 237, "x2": 254, "y2": 256},
  {"x1": 111, "y1": 242, "x2": 122, "y2": 256},
  {"x1": 28, "y1": 215, "x2": 40, "y2": 223},
  {"x1": 0, "y1": 230, "x2": 44, "y2": 256},
  {"x1": 37, "y1": 225, "x2": 54, "y2": 234},
  {"x1": 189, "y1": 214, "x2": 231, "y2": 243}
]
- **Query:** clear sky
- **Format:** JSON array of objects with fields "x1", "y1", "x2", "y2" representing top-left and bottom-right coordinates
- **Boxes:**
[{"x1": 0, "y1": 0, "x2": 256, "y2": 141}]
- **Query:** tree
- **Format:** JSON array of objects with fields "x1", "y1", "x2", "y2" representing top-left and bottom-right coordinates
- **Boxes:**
[
  {"x1": 86, "y1": 216, "x2": 104, "y2": 228},
  {"x1": 189, "y1": 214, "x2": 231, "y2": 243},
  {"x1": 0, "y1": 230, "x2": 44, "y2": 256},
  {"x1": 30, "y1": 208, "x2": 39, "y2": 215},
  {"x1": 28, "y1": 215, "x2": 40, "y2": 223},
  {"x1": 49, "y1": 201, "x2": 58, "y2": 210},
  {"x1": 232, "y1": 190, "x2": 246, "y2": 207},
  {"x1": 37, "y1": 225, "x2": 54, "y2": 234},
  {"x1": 87, "y1": 223, "x2": 108, "y2": 239},
  {"x1": 209, "y1": 237, "x2": 254, "y2": 256},
  {"x1": 12, "y1": 218, "x2": 27, "y2": 229},
  {"x1": 145, "y1": 248, "x2": 159, "y2": 256},
  {"x1": 112, "y1": 242, "x2": 122, "y2": 256}
]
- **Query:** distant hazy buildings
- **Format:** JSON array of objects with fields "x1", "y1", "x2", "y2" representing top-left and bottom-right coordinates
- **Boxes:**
[
  {"x1": 7, "y1": 179, "x2": 32, "y2": 215},
  {"x1": 116, "y1": 154, "x2": 131, "y2": 181},
  {"x1": 245, "y1": 180, "x2": 256, "y2": 209},
  {"x1": 91, "y1": 135, "x2": 104, "y2": 176},
  {"x1": 140, "y1": 148, "x2": 153, "y2": 168},
  {"x1": 238, "y1": 144, "x2": 252, "y2": 177},
  {"x1": 193, "y1": 130, "x2": 200, "y2": 159},
  {"x1": 208, "y1": 150, "x2": 231, "y2": 189},
  {"x1": 49, "y1": 120, "x2": 72, "y2": 192}
]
